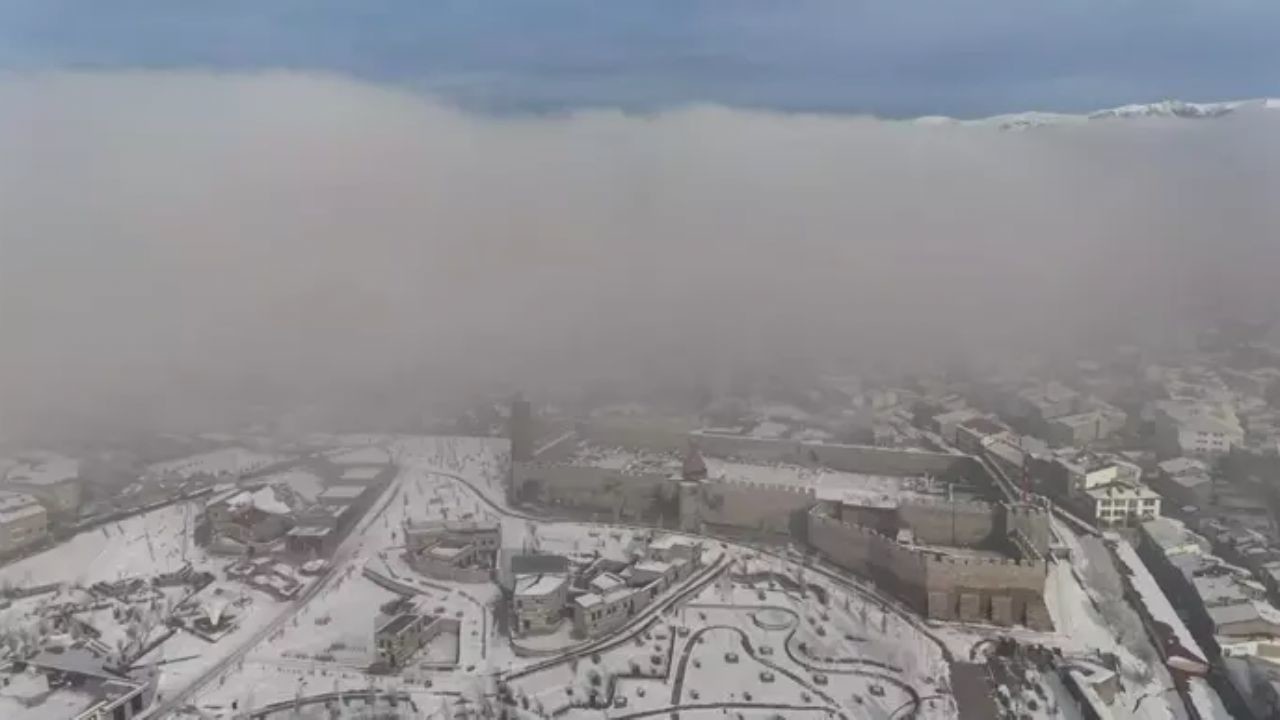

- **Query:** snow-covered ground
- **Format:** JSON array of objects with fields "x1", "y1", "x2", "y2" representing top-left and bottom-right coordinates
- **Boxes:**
[
  {"x1": 327, "y1": 446, "x2": 394, "y2": 465},
  {"x1": 1041, "y1": 521, "x2": 1194, "y2": 720},
  {"x1": 706, "y1": 458, "x2": 951, "y2": 507},
  {"x1": 3, "y1": 452, "x2": 79, "y2": 486},
  {"x1": 0, "y1": 502, "x2": 201, "y2": 587},
  {"x1": 11, "y1": 432, "x2": 1206, "y2": 720}
]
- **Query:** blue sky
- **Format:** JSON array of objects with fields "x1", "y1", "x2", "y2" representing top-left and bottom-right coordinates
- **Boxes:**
[{"x1": 2, "y1": 0, "x2": 1279, "y2": 116}]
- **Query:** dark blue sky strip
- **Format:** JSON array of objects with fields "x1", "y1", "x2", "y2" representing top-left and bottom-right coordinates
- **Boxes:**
[{"x1": 2, "y1": 0, "x2": 1277, "y2": 116}]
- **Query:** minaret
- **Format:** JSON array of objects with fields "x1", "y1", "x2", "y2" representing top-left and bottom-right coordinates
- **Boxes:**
[{"x1": 681, "y1": 442, "x2": 708, "y2": 482}]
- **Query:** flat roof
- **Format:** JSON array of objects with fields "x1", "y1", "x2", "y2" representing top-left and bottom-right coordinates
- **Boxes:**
[
  {"x1": 575, "y1": 592, "x2": 602, "y2": 608},
  {"x1": 589, "y1": 573, "x2": 626, "y2": 592},
  {"x1": 287, "y1": 525, "x2": 333, "y2": 537},
  {"x1": 341, "y1": 467, "x2": 382, "y2": 481},
  {"x1": 378, "y1": 613, "x2": 425, "y2": 637},
  {"x1": 427, "y1": 545, "x2": 466, "y2": 559},
  {"x1": 509, "y1": 553, "x2": 569, "y2": 575},
  {"x1": 319, "y1": 485, "x2": 365, "y2": 499},
  {"x1": 515, "y1": 573, "x2": 567, "y2": 597},
  {"x1": 1208, "y1": 601, "x2": 1280, "y2": 630}
]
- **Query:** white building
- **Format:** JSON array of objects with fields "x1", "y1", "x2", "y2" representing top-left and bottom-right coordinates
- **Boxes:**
[
  {"x1": 1083, "y1": 481, "x2": 1161, "y2": 527},
  {"x1": 1153, "y1": 401, "x2": 1244, "y2": 458}
]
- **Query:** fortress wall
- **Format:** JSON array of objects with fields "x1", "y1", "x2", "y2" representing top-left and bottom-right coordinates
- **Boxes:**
[
  {"x1": 923, "y1": 551, "x2": 1048, "y2": 626},
  {"x1": 1005, "y1": 504, "x2": 1052, "y2": 555},
  {"x1": 512, "y1": 462, "x2": 675, "y2": 520},
  {"x1": 808, "y1": 509, "x2": 929, "y2": 611},
  {"x1": 690, "y1": 433, "x2": 806, "y2": 464},
  {"x1": 835, "y1": 504, "x2": 898, "y2": 535},
  {"x1": 923, "y1": 553, "x2": 1046, "y2": 594},
  {"x1": 898, "y1": 499, "x2": 997, "y2": 547},
  {"x1": 697, "y1": 479, "x2": 816, "y2": 534}
]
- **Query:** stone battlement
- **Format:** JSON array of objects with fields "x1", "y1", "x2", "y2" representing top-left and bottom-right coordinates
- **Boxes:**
[
  {"x1": 808, "y1": 505, "x2": 1044, "y2": 570},
  {"x1": 898, "y1": 496, "x2": 995, "y2": 514},
  {"x1": 702, "y1": 479, "x2": 818, "y2": 496},
  {"x1": 925, "y1": 553, "x2": 1045, "y2": 569},
  {"x1": 809, "y1": 508, "x2": 898, "y2": 543},
  {"x1": 1005, "y1": 503, "x2": 1050, "y2": 519}
]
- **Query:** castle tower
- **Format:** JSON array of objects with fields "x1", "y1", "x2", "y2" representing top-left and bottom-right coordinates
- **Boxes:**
[
  {"x1": 509, "y1": 395, "x2": 533, "y2": 463},
  {"x1": 681, "y1": 443, "x2": 708, "y2": 482}
]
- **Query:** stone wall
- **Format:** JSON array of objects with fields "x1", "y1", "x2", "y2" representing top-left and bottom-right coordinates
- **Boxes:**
[
  {"x1": 511, "y1": 462, "x2": 677, "y2": 522},
  {"x1": 808, "y1": 507, "x2": 929, "y2": 609},
  {"x1": 922, "y1": 553, "x2": 1047, "y2": 626},
  {"x1": 898, "y1": 499, "x2": 996, "y2": 547},
  {"x1": 1005, "y1": 504, "x2": 1052, "y2": 555},
  {"x1": 695, "y1": 479, "x2": 816, "y2": 537},
  {"x1": 807, "y1": 503, "x2": 1050, "y2": 628}
]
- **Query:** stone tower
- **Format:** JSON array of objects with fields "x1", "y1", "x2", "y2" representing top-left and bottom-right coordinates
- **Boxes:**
[
  {"x1": 509, "y1": 394, "x2": 534, "y2": 463},
  {"x1": 681, "y1": 443, "x2": 708, "y2": 482}
]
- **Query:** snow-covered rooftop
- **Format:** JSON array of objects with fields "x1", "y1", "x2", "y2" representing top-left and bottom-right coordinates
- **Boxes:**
[
  {"x1": 514, "y1": 573, "x2": 567, "y2": 597},
  {"x1": 318, "y1": 485, "x2": 366, "y2": 501},
  {"x1": 340, "y1": 466, "x2": 382, "y2": 481}
]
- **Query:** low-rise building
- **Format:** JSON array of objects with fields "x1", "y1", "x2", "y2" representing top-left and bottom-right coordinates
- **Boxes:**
[
  {"x1": 1155, "y1": 456, "x2": 1215, "y2": 509},
  {"x1": 404, "y1": 519, "x2": 500, "y2": 582},
  {"x1": 1057, "y1": 450, "x2": 1142, "y2": 498},
  {"x1": 647, "y1": 535, "x2": 703, "y2": 564},
  {"x1": 573, "y1": 586, "x2": 647, "y2": 638},
  {"x1": 374, "y1": 612, "x2": 435, "y2": 668},
  {"x1": 932, "y1": 409, "x2": 982, "y2": 445},
  {"x1": 1046, "y1": 407, "x2": 1126, "y2": 447},
  {"x1": 1153, "y1": 400, "x2": 1244, "y2": 459},
  {"x1": 202, "y1": 486, "x2": 297, "y2": 549},
  {"x1": 953, "y1": 416, "x2": 1010, "y2": 455},
  {"x1": 511, "y1": 573, "x2": 569, "y2": 635},
  {"x1": 0, "y1": 490, "x2": 47, "y2": 556},
  {"x1": 570, "y1": 533, "x2": 706, "y2": 638}
]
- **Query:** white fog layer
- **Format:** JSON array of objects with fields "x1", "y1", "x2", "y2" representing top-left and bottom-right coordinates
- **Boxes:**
[{"x1": 1, "y1": 71, "x2": 1277, "y2": 438}]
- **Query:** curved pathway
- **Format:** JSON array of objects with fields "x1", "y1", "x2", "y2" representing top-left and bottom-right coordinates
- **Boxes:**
[
  {"x1": 678, "y1": 604, "x2": 922, "y2": 718},
  {"x1": 669, "y1": 625, "x2": 848, "y2": 720}
]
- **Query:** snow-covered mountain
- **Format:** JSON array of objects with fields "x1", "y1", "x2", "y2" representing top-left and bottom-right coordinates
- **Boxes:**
[{"x1": 915, "y1": 98, "x2": 1280, "y2": 130}]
